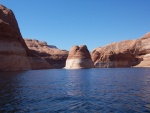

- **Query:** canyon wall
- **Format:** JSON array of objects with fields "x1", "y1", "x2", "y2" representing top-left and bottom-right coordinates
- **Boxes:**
[
  {"x1": 24, "y1": 39, "x2": 68, "y2": 68},
  {"x1": 134, "y1": 32, "x2": 150, "y2": 67},
  {"x1": 91, "y1": 32, "x2": 150, "y2": 68},
  {"x1": 0, "y1": 5, "x2": 31, "y2": 71},
  {"x1": 0, "y1": 4, "x2": 66, "y2": 70}
]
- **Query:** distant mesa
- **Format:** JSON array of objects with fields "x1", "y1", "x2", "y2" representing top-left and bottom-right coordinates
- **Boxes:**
[
  {"x1": 65, "y1": 45, "x2": 94, "y2": 69},
  {"x1": 47, "y1": 45, "x2": 57, "y2": 49},
  {"x1": 24, "y1": 39, "x2": 57, "y2": 49}
]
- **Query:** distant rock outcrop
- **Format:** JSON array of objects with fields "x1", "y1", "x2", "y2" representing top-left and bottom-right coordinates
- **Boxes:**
[
  {"x1": 65, "y1": 45, "x2": 94, "y2": 69},
  {"x1": 24, "y1": 39, "x2": 68, "y2": 68},
  {"x1": 91, "y1": 32, "x2": 150, "y2": 67},
  {"x1": 0, "y1": 4, "x2": 31, "y2": 71}
]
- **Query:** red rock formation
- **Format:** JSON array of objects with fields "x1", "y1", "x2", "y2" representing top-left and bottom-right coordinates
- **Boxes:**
[
  {"x1": 91, "y1": 32, "x2": 150, "y2": 68},
  {"x1": 0, "y1": 5, "x2": 31, "y2": 71},
  {"x1": 134, "y1": 32, "x2": 150, "y2": 67},
  {"x1": 24, "y1": 39, "x2": 68, "y2": 68},
  {"x1": 65, "y1": 45, "x2": 94, "y2": 69},
  {"x1": 0, "y1": 4, "x2": 53, "y2": 70},
  {"x1": 91, "y1": 40, "x2": 138, "y2": 67},
  {"x1": 28, "y1": 54, "x2": 53, "y2": 70}
]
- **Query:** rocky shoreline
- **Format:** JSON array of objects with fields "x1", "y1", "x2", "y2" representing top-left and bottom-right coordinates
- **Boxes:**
[{"x1": 0, "y1": 4, "x2": 150, "y2": 71}]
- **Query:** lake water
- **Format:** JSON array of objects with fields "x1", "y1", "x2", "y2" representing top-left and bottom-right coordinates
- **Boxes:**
[{"x1": 0, "y1": 68, "x2": 150, "y2": 113}]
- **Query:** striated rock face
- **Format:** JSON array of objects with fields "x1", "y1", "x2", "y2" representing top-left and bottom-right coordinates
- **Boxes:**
[
  {"x1": 24, "y1": 39, "x2": 68, "y2": 68},
  {"x1": 0, "y1": 4, "x2": 53, "y2": 70},
  {"x1": 28, "y1": 55, "x2": 53, "y2": 70},
  {"x1": 91, "y1": 40, "x2": 138, "y2": 68},
  {"x1": 134, "y1": 32, "x2": 150, "y2": 67},
  {"x1": 91, "y1": 32, "x2": 150, "y2": 68},
  {"x1": 65, "y1": 45, "x2": 94, "y2": 69},
  {"x1": 0, "y1": 5, "x2": 31, "y2": 71}
]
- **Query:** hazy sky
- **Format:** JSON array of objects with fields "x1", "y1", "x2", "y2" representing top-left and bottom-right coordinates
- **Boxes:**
[{"x1": 1, "y1": 0, "x2": 150, "y2": 51}]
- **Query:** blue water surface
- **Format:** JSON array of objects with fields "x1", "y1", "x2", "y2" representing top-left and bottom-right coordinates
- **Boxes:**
[{"x1": 0, "y1": 68, "x2": 150, "y2": 113}]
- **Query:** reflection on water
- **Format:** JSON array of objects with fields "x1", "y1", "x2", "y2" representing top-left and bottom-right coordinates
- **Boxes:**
[
  {"x1": 66, "y1": 69, "x2": 92, "y2": 96},
  {"x1": 0, "y1": 68, "x2": 150, "y2": 112}
]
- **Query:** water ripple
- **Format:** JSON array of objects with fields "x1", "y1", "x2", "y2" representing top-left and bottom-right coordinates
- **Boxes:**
[{"x1": 0, "y1": 68, "x2": 150, "y2": 112}]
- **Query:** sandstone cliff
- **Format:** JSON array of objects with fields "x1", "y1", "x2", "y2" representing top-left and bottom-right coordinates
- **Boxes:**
[
  {"x1": 0, "y1": 5, "x2": 31, "y2": 71},
  {"x1": 0, "y1": 4, "x2": 54, "y2": 70},
  {"x1": 24, "y1": 39, "x2": 68, "y2": 68},
  {"x1": 91, "y1": 32, "x2": 150, "y2": 68},
  {"x1": 65, "y1": 45, "x2": 94, "y2": 69},
  {"x1": 134, "y1": 32, "x2": 150, "y2": 67}
]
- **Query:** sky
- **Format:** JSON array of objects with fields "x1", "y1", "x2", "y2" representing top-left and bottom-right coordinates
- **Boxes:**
[{"x1": 1, "y1": 0, "x2": 150, "y2": 51}]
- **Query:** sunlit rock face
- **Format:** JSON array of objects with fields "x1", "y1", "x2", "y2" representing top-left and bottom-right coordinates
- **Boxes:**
[
  {"x1": 134, "y1": 32, "x2": 150, "y2": 67},
  {"x1": 0, "y1": 5, "x2": 31, "y2": 71},
  {"x1": 91, "y1": 32, "x2": 150, "y2": 68},
  {"x1": 24, "y1": 39, "x2": 68, "y2": 68},
  {"x1": 65, "y1": 45, "x2": 94, "y2": 69},
  {"x1": 91, "y1": 40, "x2": 138, "y2": 68}
]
